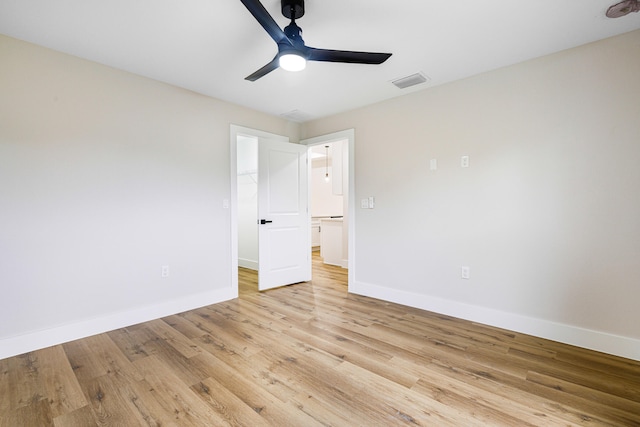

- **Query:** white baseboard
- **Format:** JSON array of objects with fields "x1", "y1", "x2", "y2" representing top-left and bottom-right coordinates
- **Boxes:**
[
  {"x1": 238, "y1": 258, "x2": 258, "y2": 270},
  {"x1": 0, "y1": 287, "x2": 237, "y2": 361},
  {"x1": 350, "y1": 280, "x2": 640, "y2": 361},
  {"x1": 6, "y1": 279, "x2": 637, "y2": 362}
]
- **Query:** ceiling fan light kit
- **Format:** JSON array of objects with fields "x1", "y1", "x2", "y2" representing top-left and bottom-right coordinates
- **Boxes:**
[
  {"x1": 279, "y1": 51, "x2": 306, "y2": 71},
  {"x1": 240, "y1": 0, "x2": 392, "y2": 81}
]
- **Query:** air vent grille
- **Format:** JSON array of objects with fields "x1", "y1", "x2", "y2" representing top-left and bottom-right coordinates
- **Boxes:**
[
  {"x1": 391, "y1": 72, "x2": 429, "y2": 89},
  {"x1": 280, "y1": 110, "x2": 311, "y2": 122}
]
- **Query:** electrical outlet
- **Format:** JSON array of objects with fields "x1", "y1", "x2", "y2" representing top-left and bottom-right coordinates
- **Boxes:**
[
  {"x1": 461, "y1": 155, "x2": 470, "y2": 168},
  {"x1": 461, "y1": 266, "x2": 470, "y2": 280},
  {"x1": 161, "y1": 265, "x2": 170, "y2": 278}
]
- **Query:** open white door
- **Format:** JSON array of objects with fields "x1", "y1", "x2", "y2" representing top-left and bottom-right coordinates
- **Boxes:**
[{"x1": 257, "y1": 138, "x2": 310, "y2": 291}]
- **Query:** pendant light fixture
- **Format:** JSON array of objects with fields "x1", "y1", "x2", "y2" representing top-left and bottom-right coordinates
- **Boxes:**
[{"x1": 324, "y1": 145, "x2": 330, "y2": 182}]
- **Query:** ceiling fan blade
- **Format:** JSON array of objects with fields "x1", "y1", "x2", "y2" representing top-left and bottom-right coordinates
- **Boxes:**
[
  {"x1": 245, "y1": 56, "x2": 280, "y2": 81},
  {"x1": 606, "y1": 0, "x2": 640, "y2": 17},
  {"x1": 306, "y1": 47, "x2": 392, "y2": 65},
  {"x1": 240, "y1": 0, "x2": 291, "y2": 45}
]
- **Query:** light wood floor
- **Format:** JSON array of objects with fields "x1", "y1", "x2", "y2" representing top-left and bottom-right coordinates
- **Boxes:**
[{"x1": 2, "y1": 254, "x2": 640, "y2": 426}]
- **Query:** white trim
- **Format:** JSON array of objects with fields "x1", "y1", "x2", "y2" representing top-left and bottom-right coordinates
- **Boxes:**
[
  {"x1": 0, "y1": 287, "x2": 235, "y2": 360},
  {"x1": 238, "y1": 258, "x2": 258, "y2": 270},
  {"x1": 351, "y1": 279, "x2": 640, "y2": 361},
  {"x1": 301, "y1": 129, "x2": 356, "y2": 291}
]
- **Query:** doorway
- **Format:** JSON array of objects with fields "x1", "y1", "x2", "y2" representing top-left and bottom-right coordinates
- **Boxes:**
[
  {"x1": 230, "y1": 125, "x2": 355, "y2": 294},
  {"x1": 307, "y1": 140, "x2": 348, "y2": 268},
  {"x1": 232, "y1": 125, "x2": 310, "y2": 292},
  {"x1": 301, "y1": 129, "x2": 355, "y2": 291}
]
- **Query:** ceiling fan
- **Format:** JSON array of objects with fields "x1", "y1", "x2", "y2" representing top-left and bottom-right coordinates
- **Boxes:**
[
  {"x1": 239, "y1": 0, "x2": 392, "y2": 81},
  {"x1": 606, "y1": 0, "x2": 640, "y2": 18}
]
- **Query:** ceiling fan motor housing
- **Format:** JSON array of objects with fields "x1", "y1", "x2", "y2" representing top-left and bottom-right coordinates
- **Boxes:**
[
  {"x1": 282, "y1": 0, "x2": 304, "y2": 19},
  {"x1": 240, "y1": 0, "x2": 391, "y2": 81}
]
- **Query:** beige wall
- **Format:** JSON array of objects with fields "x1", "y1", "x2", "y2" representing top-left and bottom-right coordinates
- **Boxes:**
[
  {"x1": 303, "y1": 30, "x2": 640, "y2": 359},
  {"x1": 2, "y1": 29, "x2": 640, "y2": 360},
  {"x1": 0, "y1": 35, "x2": 298, "y2": 358}
]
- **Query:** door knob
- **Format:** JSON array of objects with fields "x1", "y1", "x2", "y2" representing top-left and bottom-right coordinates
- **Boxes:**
[{"x1": 258, "y1": 219, "x2": 273, "y2": 224}]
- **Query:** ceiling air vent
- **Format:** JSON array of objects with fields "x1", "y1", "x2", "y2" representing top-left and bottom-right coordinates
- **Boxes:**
[
  {"x1": 280, "y1": 110, "x2": 312, "y2": 122},
  {"x1": 391, "y1": 72, "x2": 429, "y2": 89}
]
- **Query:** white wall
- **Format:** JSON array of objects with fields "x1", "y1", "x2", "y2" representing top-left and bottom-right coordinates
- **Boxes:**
[
  {"x1": 237, "y1": 136, "x2": 258, "y2": 269},
  {"x1": 0, "y1": 35, "x2": 298, "y2": 359},
  {"x1": 302, "y1": 30, "x2": 640, "y2": 360},
  {"x1": 311, "y1": 164, "x2": 343, "y2": 217}
]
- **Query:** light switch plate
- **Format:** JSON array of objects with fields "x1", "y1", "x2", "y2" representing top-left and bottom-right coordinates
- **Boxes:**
[
  {"x1": 361, "y1": 198, "x2": 370, "y2": 209},
  {"x1": 430, "y1": 158, "x2": 437, "y2": 170}
]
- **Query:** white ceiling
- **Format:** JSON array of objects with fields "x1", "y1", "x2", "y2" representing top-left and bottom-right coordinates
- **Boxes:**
[{"x1": 2, "y1": 0, "x2": 639, "y2": 122}]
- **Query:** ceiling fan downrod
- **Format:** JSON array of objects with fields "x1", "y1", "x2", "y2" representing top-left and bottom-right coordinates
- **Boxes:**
[{"x1": 282, "y1": 0, "x2": 305, "y2": 20}]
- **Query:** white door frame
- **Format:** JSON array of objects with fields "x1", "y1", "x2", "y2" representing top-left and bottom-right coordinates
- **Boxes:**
[
  {"x1": 230, "y1": 124, "x2": 289, "y2": 295},
  {"x1": 301, "y1": 129, "x2": 355, "y2": 291}
]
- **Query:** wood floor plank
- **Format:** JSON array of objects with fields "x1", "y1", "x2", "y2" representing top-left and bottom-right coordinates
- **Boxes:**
[
  {"x1": 136, "y1": 330, "x2": 211, "y2": 387},
  {"x1": 555, "y1": 348, "x2": 640, "y2": 381},
  {"x1": 1, "y1": 352, "x2": 42, "y2": 413},
  {"x1": 0, "y1": 357, "x2": 10, "y2": 416},
  {"x1": 1, "y1": 397, "x2": 54, "y2": 427},
  {"x1": 408, "y1": 360, "x2": 579, "y2": 426},
  {"x1": 34, "y1": 345, "x2": 88, "y2": 418},
  {"x1": 526, "y1": 371, "x2": 640, "y2": 425},
  {"x1": 106, "y1": 326, "x2": 155, "y2": 363},
  {"x1": 132, "y1": 355, "x2": 230, "y2": 426},
  {"x1": 260, "y1": 350, "x2": 394, "y2": 426},
  {"x1": 509, "y1": 346, "x2": 640, "y2": 401},
  {"x1": 144, "y1": 318, "x2": 203, "y2": 359},
  {"x1": 426, "y1": 355, "x2": 637, "y2": 426},
  {"x1": 63, "y1": 334, "x2": 143, "y2": 385},
  {"x1": 193, "y1": 339, "x2": 301, "y2": 404},
  {"x1": 1, "y1": 252, "x2": 639, "y2": 426},
  {"x1": 162, "y1": 313, "x2": 211, "y2": 340},
  {"x1": 82, "y1": 374, "x2": 152, "y2": 426},
  {"x1": 52, "y1": 405, "x2": 98, "y2": 427},
  {"x1": 282, "y1": 322, "x2": 421, "y2": 389},
  {"x1": 181, "y1": 310, "x2": 265, "y2": 358},
  {"x1": 191, "y1": 376, "x2": 276, "y2": 426},
  {"x1": 189, "y1": 351, "x2": 320, "y2": 426}
]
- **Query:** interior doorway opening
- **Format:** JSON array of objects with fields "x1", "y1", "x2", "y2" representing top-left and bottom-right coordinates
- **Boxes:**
[
  {"x1": 301, "y1": 129, "x2": 355, "y2": 292},
  {"x1": 231, "y1": 125, "x2": 355, "y2": 294},
  {"x1": 307, "y1": 140, "x2": 349, "y2": 269},
  {"x1": 234, "y1": 130, "x2": 309, "y2": 291}
]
